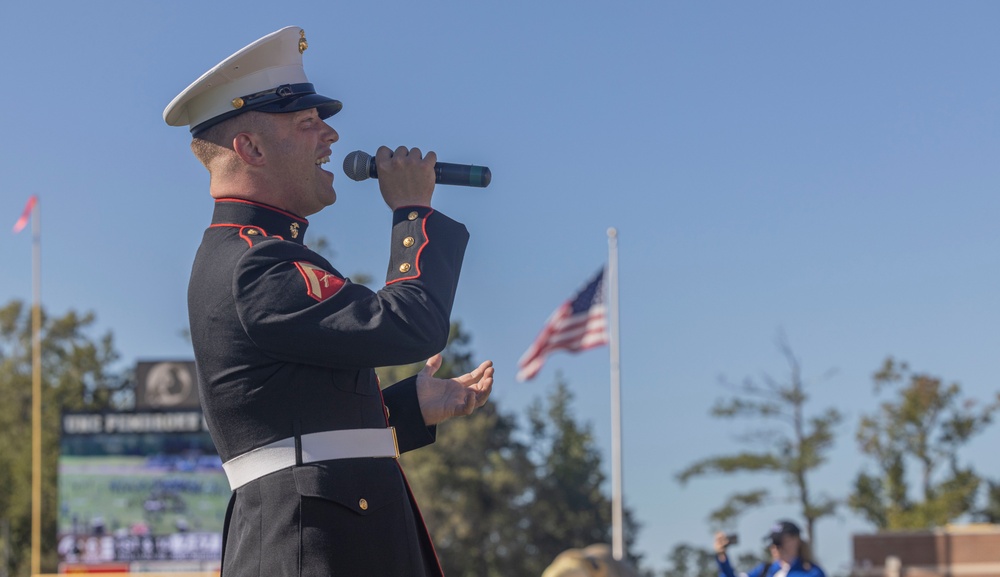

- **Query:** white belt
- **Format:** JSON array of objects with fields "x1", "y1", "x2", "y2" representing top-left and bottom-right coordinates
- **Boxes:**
[{"x1": 222, "y1": 427, "x2": 399, "y2": 490}]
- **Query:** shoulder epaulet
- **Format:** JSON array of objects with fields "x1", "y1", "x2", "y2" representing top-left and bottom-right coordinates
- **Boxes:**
[{"x1": 237, "y1": 226, "x2": 285, "y2": 247}]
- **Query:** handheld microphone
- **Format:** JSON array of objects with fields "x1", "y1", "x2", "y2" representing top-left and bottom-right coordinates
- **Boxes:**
[{"x1": 343, "y1": 150, "x2": 491, "y2": 188}]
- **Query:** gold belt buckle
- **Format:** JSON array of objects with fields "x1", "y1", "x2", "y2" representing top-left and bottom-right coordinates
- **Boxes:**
[{"x1": 390, "y1": 426, "x2": 400, "y2": 459}]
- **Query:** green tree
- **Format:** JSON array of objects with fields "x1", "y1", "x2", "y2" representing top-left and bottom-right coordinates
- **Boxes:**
[
  {"x1": 379, "y1": 329, "x2": 643, "y2": 575},
  {"x1": 404, "y1": 402, "x2": 534, "y2": 576},
  {"x1": 0, "y1": 301, "x2": 127, "y2": 576},
  {"x1": 848, "y1": 357, "x2": 1000, "y2": 529},
  {"x1": 526, "y1": 376, "x2": 645, "y2": 574},
  {"x1": 663, "y1": 544, "x2": 718, "y2": 577},
  {"x1": 974, "y1": 480, "x2": 1000, "y2": 524},
  {"x1": 526, "y1": 378, "x2": 611, "y2": 559},
  {"x1": 676, "y1": 335, "x2": 842, "y2": 548},
  {"x1": 379, "y1": 322, "x2": 538, "y2": 577}
]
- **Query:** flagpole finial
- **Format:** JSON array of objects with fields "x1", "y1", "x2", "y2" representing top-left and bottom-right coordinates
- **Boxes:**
[{"x1": 607, "y1": 227, "x2": 617, "y2": 238}]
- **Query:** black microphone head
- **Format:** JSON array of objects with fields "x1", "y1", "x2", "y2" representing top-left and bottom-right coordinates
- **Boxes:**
[{"x1": 343, "y1": 150, "x2": 372, "y2": 182}]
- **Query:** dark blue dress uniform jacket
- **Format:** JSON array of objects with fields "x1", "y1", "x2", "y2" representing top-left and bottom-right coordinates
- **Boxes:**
[{"x1": 187, "y1": 198, "x2": 469, "y2": 576}]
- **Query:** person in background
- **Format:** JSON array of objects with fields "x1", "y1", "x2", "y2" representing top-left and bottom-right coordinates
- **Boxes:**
[{"x1": 714, "y1": 521, "x2": 824, "y2": 577}]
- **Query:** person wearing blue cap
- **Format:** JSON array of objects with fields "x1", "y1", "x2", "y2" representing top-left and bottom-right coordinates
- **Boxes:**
[
  {"x1": 714, "y1": 521, "x2": 825, "y2": 577},
  {"x1": 165, "y1": 26, "x2": 493, "y2": 577}
]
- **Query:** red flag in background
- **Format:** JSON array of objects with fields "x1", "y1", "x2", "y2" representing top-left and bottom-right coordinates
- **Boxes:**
[
  {"x1": 516, "y1": 268, "x2": 609, "y2": 382},
  {"x1": 13, "y1": 195, "x2": 37, "y2": 233}
]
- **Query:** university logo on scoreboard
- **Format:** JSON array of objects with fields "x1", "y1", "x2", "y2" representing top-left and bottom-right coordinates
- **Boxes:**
[{"x1": 135, "y1": 361, "x2": 199, "y2": 409}]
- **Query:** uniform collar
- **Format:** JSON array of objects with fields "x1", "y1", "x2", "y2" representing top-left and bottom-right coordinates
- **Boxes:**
[{"x1": 211, "y1": 198, "x2": 309, "y2": 244}]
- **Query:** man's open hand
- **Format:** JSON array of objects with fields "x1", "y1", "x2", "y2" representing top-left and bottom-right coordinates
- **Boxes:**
[{"x1": 416, "y1": 354, "x2": 494, "y2": 426}]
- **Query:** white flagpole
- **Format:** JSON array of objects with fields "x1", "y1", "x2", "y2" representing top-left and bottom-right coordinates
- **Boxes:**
[
  {"x1": 31, "y1": 199, "x2": 42, "y2": 576},
  {"x1": 607, "y1": 227, "x2": 624, "y2": 560}
]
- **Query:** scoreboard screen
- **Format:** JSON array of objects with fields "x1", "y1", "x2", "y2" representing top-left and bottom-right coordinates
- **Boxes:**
[{"x1": 58, "y1": 411, "x2": 229, "y2": 572}]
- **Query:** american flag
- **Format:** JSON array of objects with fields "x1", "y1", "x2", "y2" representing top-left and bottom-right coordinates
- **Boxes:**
[{"x1": 516, "y1": 268, "x2": 609, "y2": 382}]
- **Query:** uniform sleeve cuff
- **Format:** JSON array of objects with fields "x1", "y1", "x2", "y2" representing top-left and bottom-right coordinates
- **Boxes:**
[{"x1": 382, "y1": 375, "x2": 436, "y2": 453}]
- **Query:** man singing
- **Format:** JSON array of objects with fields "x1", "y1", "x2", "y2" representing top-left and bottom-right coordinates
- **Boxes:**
[{"x1": 164, "y1": 26, "x2": 492, "y2": 576}]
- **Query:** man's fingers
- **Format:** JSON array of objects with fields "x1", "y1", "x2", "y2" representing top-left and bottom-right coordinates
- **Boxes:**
[
  {"x1": 379, "y1": 146, "x2": 432, "y2": 162},
  {"x1": 421, "y1": 358, "x2": 493, "y2": 422},
  {"x1": 476, "y1": 373, "x2": 493, "y2": 407},
  {"x1": 473, "y1": 366, "x2": 494, "y2": 392},
  {"x1": 421, "y1": 354, "x2": 443, "y2": 377},
  {"x1": 457, "y1": 360, "x2": 493, "y2": 385},
  {"x1": 467, "y1": 366, "x2": 493, "y2": 408}
]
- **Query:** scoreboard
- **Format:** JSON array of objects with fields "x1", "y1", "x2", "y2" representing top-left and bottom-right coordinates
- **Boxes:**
[{"x1": 58, "y1": 409, "x2": 228, "y2": 573}]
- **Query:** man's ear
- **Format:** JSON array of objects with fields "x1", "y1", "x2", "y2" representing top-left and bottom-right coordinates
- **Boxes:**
[{"x1": 233, "y1": 132, "x2": 266, "y2": 166}]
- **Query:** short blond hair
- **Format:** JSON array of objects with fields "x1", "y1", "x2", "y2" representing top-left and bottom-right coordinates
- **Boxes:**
[{"x1": 189, "y1": 111, "x2": 273, "y2": 173}]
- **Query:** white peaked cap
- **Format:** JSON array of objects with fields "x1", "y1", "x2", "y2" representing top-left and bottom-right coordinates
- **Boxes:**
[{"x1": 163, "y1": 26, "x2": 341, "y2": 135}]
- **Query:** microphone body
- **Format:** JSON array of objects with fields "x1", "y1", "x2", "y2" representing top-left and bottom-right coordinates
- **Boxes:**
[{"x1": 343, "y1": 150, "x2": 491, "y2": 188}]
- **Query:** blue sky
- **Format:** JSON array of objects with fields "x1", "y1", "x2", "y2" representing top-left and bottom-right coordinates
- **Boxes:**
[{"x1": 4, "y1": 2, "x2": 1000, "y2": 573}]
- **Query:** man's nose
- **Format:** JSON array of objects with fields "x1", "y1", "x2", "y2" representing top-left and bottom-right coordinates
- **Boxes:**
[{"x1": 323, "y1": 122, "x2": 339, "y2": 143}]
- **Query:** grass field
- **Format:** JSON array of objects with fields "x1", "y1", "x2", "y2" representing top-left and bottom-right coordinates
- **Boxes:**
[{"x1": 58, "y1": 455, "x2": 231, "y2": 536}]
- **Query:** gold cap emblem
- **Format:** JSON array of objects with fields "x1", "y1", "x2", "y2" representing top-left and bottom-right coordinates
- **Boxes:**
[
  {"x1": 232, "y1": 97, "x2": 245, "y2": 109},
  {"x1": 298, "y1": 30, "x2": 308, "y2": 54},
  {"x1": 290, "y1": 222, "x2": 300, "y2": 239}
]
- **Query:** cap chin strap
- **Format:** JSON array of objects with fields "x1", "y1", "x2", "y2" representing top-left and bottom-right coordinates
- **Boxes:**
[
  {"x1": 239, "y1": 83, "x2": 317, "y2": 109},
  {"x1": 190, "y1": 83, "x2": 342, "y2": 136}
]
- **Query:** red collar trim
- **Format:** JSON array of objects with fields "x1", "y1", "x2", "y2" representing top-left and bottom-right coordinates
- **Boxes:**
[{"x1": 214, "y1": 198, "x2": 308, "y2": 224}]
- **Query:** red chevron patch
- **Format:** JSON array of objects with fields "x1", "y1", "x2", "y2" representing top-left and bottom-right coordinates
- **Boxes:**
[{"x1": 294, "y1": 262, "x2": 345, "y2": 302}]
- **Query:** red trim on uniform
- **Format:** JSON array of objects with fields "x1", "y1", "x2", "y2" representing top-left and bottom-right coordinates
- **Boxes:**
[
  {"x1": 208, "y1": 223, "x2": 272, "y2": 247},
  {"x1": 239, "y1": 228, "x2": 259, "y2": 246},
  {"x1": 373, "y1": 386, "x2": 444, "y2": 576},
  {"x1": 386, "y1": 209, "x2": 434, "y2": 286},
  {"x1": 397, "y1": 462, "x2": 445, "y2": 575},
  {"x1": 376, "y1": 387, "x2": 390, "y2": 427},
  {"x1": 215, "y1": 198, "x2": 308, "y2": 223}
]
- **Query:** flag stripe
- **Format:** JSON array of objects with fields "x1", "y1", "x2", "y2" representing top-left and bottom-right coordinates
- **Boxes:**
[
  {"x1": 516, "y1": 268, "x2": 608, "y2": 382},
  {"x1": 545, "y1": 313, "x2": 606, "y2": 337},
  {"x1": 12, "y1": 195, "x2": 37, "y2": 234},
  {"x1": 544, "y1": 321, "x2": 608, "y2": 345},
  {"x1": 538, "y1": 326, "x2": 609, "y2": 350},
  {"x1": 543, "y1": 328, "x2": 608, "y2": 350}
]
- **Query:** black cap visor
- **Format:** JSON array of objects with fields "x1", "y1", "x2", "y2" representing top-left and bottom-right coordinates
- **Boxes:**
[
  {"x1": 191, "y1": 83, "x2": 342, "y2": 136},
  {"x1": 257, "y1": 92, "x2": 342, "y2": 119}
]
